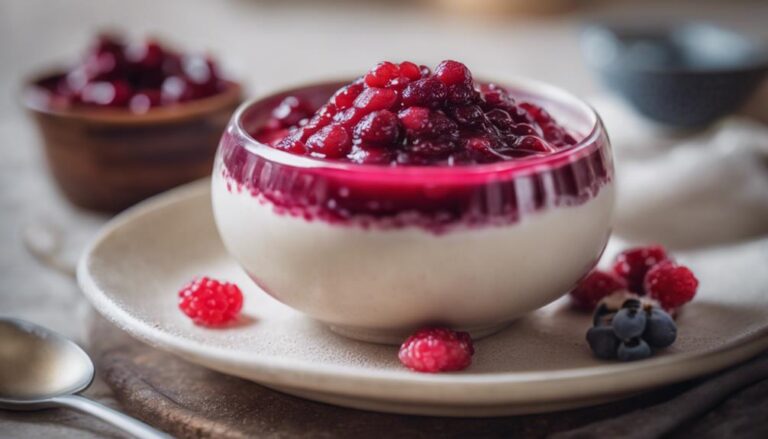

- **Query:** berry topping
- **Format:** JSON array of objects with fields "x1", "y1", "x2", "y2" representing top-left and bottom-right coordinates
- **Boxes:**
[
  {"x1": 178, "y1": 277, "x2": 243, "y2": 327},
  {"x1": 34, "y1": 33, "x2": 228, "y2": 113},
  {"x1": 613, "y1": 245, "x2": 669, "y2": 293},
  {"x1": 401, "y1": 77, "x2": 448, "y2": 109},
  {"x1": 272, "y1": 96, "x2": 314, "y2": 128},
  {"x1": 332, "y1": 83, "x2": 364, "y2": 110},
  {"x1": 306, "y1": 125, "x2": 352, "y2": 158},
  {"x1": 570, "y1": 270, "x2": 628, "y2": 311},
  {"x1": 398, "y1": 327, "x2": 474, "y2": 373},
  {"x1": 435, "y1": 60, "x2": 473, "y2": 86},
  {"x1": 256, "y1": 60, "x2": 578, "y2": 165},
  {"x1": 364, "y1": 61, "x2": 400, "y2": 88},
  {"x1": 644, "y1": 261, "x2": 699, "y2": 311},
  {"x1": 399, "y1": 61, "x2": 422, "y2": 80},
  {"x1": 354, "y1": 87, "x2": 399, "y2": 112},
  {"x1": 354, "y1": 110, "x2": 401, "y2": 145}
]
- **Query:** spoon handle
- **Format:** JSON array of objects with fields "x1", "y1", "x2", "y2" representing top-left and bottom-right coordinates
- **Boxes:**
[{"x1": 51, "y1": 394, "x2": 172, "y2": 439}]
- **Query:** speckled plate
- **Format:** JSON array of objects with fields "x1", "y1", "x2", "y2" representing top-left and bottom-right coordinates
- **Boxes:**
[{"x1": 78, "y1": 179, "x2": 768, "y2": 416}]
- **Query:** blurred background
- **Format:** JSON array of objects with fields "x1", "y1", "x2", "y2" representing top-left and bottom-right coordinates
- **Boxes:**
[{"x1": 1, "y1": 0, "x2": 767, "y2": 436}]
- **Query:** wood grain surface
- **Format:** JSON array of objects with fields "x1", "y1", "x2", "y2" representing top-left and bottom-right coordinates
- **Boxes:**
[{"x1": 88, "y1": 314, "x2": 768, "y2": 439}]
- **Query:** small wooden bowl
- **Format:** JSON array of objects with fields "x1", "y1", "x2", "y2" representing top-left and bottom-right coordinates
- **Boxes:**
[{"x1": 23, "y1": 72, "x2": 243, "y2": 212}]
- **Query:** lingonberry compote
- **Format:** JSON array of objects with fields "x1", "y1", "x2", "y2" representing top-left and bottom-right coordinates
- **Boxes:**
[
  {"x1": 32, "y1": 33, "x2": 228, "y2": 113},
  {"x1": 213, "y1": 61, "x2": 614, "y2": 343},
  {"x1": 255, "y1": 60, "x2": 577, "y2": 166}
]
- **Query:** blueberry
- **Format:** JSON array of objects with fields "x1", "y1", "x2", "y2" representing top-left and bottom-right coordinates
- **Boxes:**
[
  {"x1": 617, "y1": 338, "x2": 652, "y2": 361},
  {"x1": 612, "y1": 307, "x2": 647, "y2": 340},
  {"x1": 643, "y1": 307, "x2": 677, "y2": 348},
  {"x1": 586, "y1": 326, "x2": 620, "y2": 359},
  {"x1": 622, "y1": 298, "x2": 641, "y2": 309},
  {"x1": 592, "y1": 303, "x2": 615, "y2": 327}
]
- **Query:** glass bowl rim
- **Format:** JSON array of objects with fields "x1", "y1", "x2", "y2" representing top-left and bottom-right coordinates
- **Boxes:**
[{"x1": 229, "y1": 76, "x2": 606, "y2": 179}]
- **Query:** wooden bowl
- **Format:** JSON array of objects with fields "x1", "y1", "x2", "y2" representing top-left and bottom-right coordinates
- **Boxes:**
[{"x1": 23, "y1": 72, "x2": 243, "y2": 212}]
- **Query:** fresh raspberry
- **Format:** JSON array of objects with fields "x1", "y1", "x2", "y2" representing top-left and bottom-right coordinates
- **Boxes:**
[
  {"x1": 178, "y1": 277, "x2": 243, "y2": 326},
  {"x1": 613, "y1": 245, "x2": 669, "y2": 294},
  {"x1": 570, "y1": 270, "x2": 629, "y2": 311},
  {"x1": 398, "y1": 327, "x2": 474, "y2": 373},
  {"x1": 645, "y1": 261, "x2": 698, "y2": 310}
]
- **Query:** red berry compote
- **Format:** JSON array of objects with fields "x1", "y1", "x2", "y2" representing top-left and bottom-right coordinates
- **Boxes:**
[
  {"x1": 29, "y1": 33, "x2": 231, "y2": 113},
  {"x1": 256, "y1": 60, "x2": 577, "y2": 165},
  {"x1": 213, "y1": 61, "x2": 615, "y2": 343}
]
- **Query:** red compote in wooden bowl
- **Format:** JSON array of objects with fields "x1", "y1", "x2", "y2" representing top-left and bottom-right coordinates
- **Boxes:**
[
  {"x1": 23, "y1": 34, "x2": 242, "y2": 212},
  {"x1": 213, "y1": 60, "x2": 614, "y2": 343}
]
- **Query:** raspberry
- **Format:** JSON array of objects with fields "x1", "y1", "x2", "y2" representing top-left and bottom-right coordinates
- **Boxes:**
[
  {"x1": 613, "y1": 245, "x2": 669, "y2": 294},
  {"x1": 398, "y1": 327, "x2": 474, "y2": 373},
  {"x1": 570, "y1": 270, "x2": 628, "y2": 311},
  {"x1": 644, "y1": 261, "x2": 698, "y2": 310},
  {"x1": 178, "y1": 277, "x2": 243, "y2": 326}
]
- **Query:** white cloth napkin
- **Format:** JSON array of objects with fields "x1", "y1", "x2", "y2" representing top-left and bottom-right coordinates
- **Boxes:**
[{"x1": 591, "y1": 96, "x2": 768, "y2": 250}]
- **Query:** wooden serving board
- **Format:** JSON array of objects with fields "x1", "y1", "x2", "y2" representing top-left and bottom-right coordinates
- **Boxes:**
[{"x1": 86, "y1": 315, "x2": 710, "y2": 439}]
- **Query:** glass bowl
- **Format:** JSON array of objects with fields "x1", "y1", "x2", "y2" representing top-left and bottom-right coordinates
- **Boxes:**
[{"x1": 212, "y1": 78, "x2": 614, "y2": 344}]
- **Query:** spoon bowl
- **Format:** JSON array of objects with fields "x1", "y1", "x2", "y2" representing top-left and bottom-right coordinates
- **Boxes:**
[
  {"x1": 0, "y1": 317, "x2": 170, "y2": 438},
  {"x1": 0, "y1": 318, "x2": 92, "y2": 409}
]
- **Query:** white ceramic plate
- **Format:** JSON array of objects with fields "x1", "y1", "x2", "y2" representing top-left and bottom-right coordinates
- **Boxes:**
[{"x1": 78, "y1": 179, "x2": 768, "y2": 416}]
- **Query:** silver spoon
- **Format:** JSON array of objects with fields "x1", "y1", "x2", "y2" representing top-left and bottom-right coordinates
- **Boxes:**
[{"x1": 0, "y1": 318, "x2": 171, "y2": 439}]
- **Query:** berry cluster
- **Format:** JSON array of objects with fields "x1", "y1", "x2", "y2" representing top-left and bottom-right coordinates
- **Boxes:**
[
  {"x1": 39, "y1": 34, "x2": 226, "y2": 112},
  {"x1": 587, "y1": 297, "x2": 677, "y2": 361},
  {"x1": 398, "y1": 327, "x2": 475, "y2": 373},
  {"x1": 259, "y1": 60, "x2": 577, "y2": 166},
  {"x1": 178, "y1": 276, "x2": 243, "y2": 327},
  {"x1": 570, "y1": 245, "x2": 699, "y2": 313}
]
